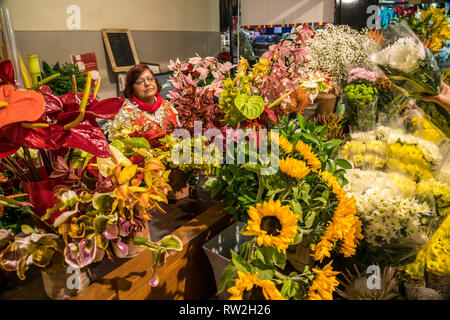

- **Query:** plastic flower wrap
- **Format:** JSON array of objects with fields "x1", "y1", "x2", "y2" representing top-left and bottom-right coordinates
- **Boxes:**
[
  {"x1": 342, "y1": 68, "x2": 379, "y2": 131},
  {"x1": 341, "y1": 125, "x2": 444, "y2": 179},
  {"x1": 401, "y1": 214, "x2": 450, "y2": 280},
  {"x1": 366, "y1": 21, "x2": 449, "y2": 139},
  {"x1": 344, "y1": 169, "x2": 436, "y2": 251}
]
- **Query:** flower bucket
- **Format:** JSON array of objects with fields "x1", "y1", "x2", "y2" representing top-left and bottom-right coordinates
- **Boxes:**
[
  {"x1": 202, "y1": 221, "x2": 251, "y2": 300},
  {"x1": 286, "y1": 237, "x2": 313, "y2": 272},
  {"x1": 112, "y1": 222, "x2": 151, "y2": 259},
  {"x1": 21, "y1": 168, "x2": 69, "y2": 229},
  {"x1": 302, "y1": 103, "x2": 318, "y2": 121},
  {"x1": 316, "y1": 93, "x2": 337, "y2": 115},
  {"x1": 168, "y1": 168, "x2": 189, "y2": 200},
  {"x1": 41, "y1": 254, "x2": 91, "y2": 300}
]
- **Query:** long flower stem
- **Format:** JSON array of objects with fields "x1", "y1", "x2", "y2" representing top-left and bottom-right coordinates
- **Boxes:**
[
  {"x1": 39, "y1": 149, "x2": 53, "y2": 176},
  {"x1": 22, "y1": 147, "x2": 40, "y2": 181},
  {"x1": 2, "y1": 158, "x2": 30, "y2": 182},
  {"x1": 255, "y1": 175, "x2": 264, "y2": 203}
]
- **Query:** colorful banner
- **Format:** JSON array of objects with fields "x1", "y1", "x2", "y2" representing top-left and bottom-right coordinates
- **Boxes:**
[{"x1": 243, "y1": 22, "x2": 328, "y2": 30}]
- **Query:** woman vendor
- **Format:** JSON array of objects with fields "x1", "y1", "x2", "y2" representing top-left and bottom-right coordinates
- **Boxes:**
[{"x1": 103, "y1": 64, "x2": 180, "y2": 146}]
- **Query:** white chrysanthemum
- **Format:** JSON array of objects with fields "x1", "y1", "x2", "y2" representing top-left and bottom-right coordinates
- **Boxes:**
[{"x1": 371, "y1": 37, "x2": 425, "y2": 73}]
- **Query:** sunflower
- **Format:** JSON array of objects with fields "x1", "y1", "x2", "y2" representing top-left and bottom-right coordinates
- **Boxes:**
[
  {"x1": 311, "y1": 171, "x2": 363, "y2": 262},
  {"x1": 295, "y1": 140, "x2": 322, "y2": 171},
  {"x1": 308, "y1": 261, "x2": 340, "y2": 300},
  {"x1": 243, "y1": 199, "x2": 298, "y2": 252},
  {"x1": 279, "y1": 157, "x2": 310, "y2": 180},
  {"x1": 228, "y1": 271, "x2": 286, "y2": 300},
  {"x1": 269, "y1": 131, "x2": 293, "y2": 154}
]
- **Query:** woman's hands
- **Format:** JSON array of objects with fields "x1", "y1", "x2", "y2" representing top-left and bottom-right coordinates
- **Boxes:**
[{"x1": 422, "y1": 81, "x2": 450, "y2": 112}]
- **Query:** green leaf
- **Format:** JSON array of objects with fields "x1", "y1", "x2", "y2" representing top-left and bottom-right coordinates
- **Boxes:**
[
  {"x1": 335, "y1": 159, "x2": 352, "y2": 169},
  {"x1": 297, "y1": 114, "x2": 306, "y2": 128},
  {"x1": 217, "y1": 264, "x2": 238, "y2": 294},
  {"x1": 292, "y1": 230, "x2": 303, "y2": 245},
  {"x1": 290, "y1": 199, "x2": 302, "y2": 215},
  {"x1": 302, "y1": 133, "x2": 320, "y2": 146},
  {"x1": 21, "y1": 224, "x2": 34, "y2": 234},
  {"x1": 242, "y1": 163, "x2": 260, "y2": 174},
  {"x1": 159, "y1": 235, "x2": 183, "y2": 251},
  {"x1": 257, "y1": 246, "x2": 287, "y2": 269},
  {"x1": 204, "y1": 177, "x2": 218, "y2": 189},
  {"x1": 231, "y1": 250, "x2": 252, "y2": 273},
  {"x1": 122, "y1": 137, "x2": 151, "y2": 150},
  {"x1": 281, "y1": 279, "x2": 300, "y2": 298},
  {"x1": 324, "y1": 139, "x2": 342, "y2": 148},
  {"x1": 305, "y1": 211, "x2": 317, "y2": 228}
]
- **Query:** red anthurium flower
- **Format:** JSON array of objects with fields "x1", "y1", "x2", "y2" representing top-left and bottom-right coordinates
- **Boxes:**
[
  {"x1": 0, "y1": 84, "x2": 45, "y2": 129},
  {"x1": 38, "y1": 85, "x2": 63, "y2": 116},
  {"x1": 0, "y1": 60, "x2": 15, "y2": 85}
]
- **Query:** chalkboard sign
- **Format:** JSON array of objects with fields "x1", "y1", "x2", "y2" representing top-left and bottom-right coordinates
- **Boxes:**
[{"x1": 102, "y1": 29, "x2": 139, "y2": 72}]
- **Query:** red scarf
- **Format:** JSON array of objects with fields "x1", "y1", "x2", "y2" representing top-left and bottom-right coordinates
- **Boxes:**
[{"x1": 132, "y1": 93, "x2": 163, "y2": 113}]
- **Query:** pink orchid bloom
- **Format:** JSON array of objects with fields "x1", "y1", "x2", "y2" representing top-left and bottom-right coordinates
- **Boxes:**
[
  {"x1": 203, "y1": 56, "x2": 217, "y2": 69},
  {"x1": 195, "y1": 66, "x2": 210, "y2": 80},
  {"x1": 217, "y1": 61, "x2": 235, "y2": 74},
  {"x1": 167, "y1": 58, "x2": 182, "y2": 72},
  {"x1": 182, "y1": 73, "x2": 199, "y2": 87},
  {"x1": 188, "y1": 54, "x2": 203, "y2": 67}
]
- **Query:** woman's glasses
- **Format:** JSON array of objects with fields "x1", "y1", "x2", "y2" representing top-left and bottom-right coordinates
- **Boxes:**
[{"x1": 135, "y1": 77, "x2": 155, "y2": 86}]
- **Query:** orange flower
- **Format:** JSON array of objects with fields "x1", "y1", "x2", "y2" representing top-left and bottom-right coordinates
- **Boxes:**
[{"x1": 0, "y1": 85, "x2": 45, "y2": 129}]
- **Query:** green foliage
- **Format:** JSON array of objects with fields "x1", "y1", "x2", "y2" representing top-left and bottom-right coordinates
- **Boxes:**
[{"x1": 41, "y1": 61, "x2": 86, "y2": 95}]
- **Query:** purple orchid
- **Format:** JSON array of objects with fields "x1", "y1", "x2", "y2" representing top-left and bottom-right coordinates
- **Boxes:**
[{"x1": 64, "y1": 237, "x2": 97, "y2": 268}]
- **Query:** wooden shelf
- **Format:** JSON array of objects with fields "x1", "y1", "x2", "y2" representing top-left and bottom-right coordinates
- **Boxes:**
[{"x1": 71, "y1": 200, "x2": 232, "y2": 300}]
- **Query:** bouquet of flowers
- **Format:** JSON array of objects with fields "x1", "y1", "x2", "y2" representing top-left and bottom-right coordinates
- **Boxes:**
[
  {"x1": 304, "y1": 24, "x2": 374, "y2": 87},
  {"x1": 342, "y1": 68, "x2": 379, "y2": 131},
  {"x1": 367, "y1": 21, "x2": 450, "y2": 139},
  {"x1": 208, "y1": 115, "x2": 362, "y2": 300}
]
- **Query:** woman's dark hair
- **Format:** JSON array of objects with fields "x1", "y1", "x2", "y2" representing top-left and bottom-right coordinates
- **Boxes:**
[{"x1": 123, "y1": 64, "x2": 162, "y2": 99}]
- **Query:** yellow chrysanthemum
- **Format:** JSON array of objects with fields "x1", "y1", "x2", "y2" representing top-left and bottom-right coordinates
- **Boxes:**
[
  {"x1": 401, "y1": 214, "x2": 450, "y2": 278},
  {"x1": 295, "y1": 140, "x2": 322, "y2": 171},
  {"x1": 228, "y1": 271, "x2": 286, "y2": 300},
  {"x1": 243, "y1": 199, "x2": 298, "y2": 252},
  {"x1": 308, "y1": 261, "x2": 340, "y2": 300},
  {"x1": 279, "y1": 157, "x2": 310, "y2": 180}
]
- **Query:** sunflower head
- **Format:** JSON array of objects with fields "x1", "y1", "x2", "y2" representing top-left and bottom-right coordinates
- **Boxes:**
[
  {"x1": 228, "y1": 271, "x2": 286, "y2": 300},
  {"x1": 279, "y1": 157, "x2": 311, "y2": 180},
  {"x1": 308, "y1": 261, "x2": 340, "y2": 300},
  {"x1": 269, "y1": 131, "x2": 293, "y2": 154},
  {"x1": 295, "y1": 140, "x2": 322, "y2": 171},
  {"x1": 243, "y1": 199, "x2": 298, "y2": 252}
]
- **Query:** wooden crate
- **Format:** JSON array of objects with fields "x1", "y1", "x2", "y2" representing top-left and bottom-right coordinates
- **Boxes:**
[{"x1": 71, "y1": 201, "x2": 232, "y2": 300}]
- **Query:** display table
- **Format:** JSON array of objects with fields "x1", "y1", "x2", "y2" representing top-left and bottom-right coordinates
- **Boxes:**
[{"x1": 0, "y1": 181, "x2": 232, "y2": 300}]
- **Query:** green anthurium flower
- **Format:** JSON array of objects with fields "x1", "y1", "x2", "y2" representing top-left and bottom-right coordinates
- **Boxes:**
[{"x1": 234, "y1": 93, "x2": 265, "y2": 120}]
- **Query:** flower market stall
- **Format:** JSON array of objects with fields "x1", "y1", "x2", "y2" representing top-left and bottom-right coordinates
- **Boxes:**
[{"x1": 0, "y1": 7, "x2": 449, "y2": 301}]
